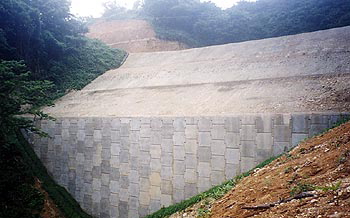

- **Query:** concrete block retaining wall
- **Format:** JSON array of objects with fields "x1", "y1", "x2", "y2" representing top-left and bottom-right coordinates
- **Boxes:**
[{"x1": 30, "y1": 113, "x2": 349, "y2": 217}]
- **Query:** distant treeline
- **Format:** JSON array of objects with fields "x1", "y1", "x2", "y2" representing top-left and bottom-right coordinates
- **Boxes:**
[{"x1": 102, "y1": 0, "x2": 350, "y2": 47}]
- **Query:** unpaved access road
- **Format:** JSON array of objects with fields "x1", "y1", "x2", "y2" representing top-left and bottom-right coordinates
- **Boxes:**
[{"x1": 44, "y1": 26, "x2": 350, "y2": 117}]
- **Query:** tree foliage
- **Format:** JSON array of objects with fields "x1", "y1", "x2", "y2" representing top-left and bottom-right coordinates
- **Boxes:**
[{"x1": 139, "y1": 0, "x2": 350, "y2": 46}]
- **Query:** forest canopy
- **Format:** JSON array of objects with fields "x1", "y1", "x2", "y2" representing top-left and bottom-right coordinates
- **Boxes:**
[{"x1": 102, "y1": 0, "x2": 350, "y2": 47}]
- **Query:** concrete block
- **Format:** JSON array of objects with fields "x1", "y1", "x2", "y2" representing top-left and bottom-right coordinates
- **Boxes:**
[
  {"x1": 309, "y1": 124, "x2": 328, "y2": 137},
  {"x1": 184, "y1": 140, "x2": 197, "y2": 155},
  {"x1": 225, "y1": 164, "x2": 240, "y2": 180},
  {"x1": 292, "y1": 133, "x2": 309, "y2": 147},
  {"x1": 198, "y1": 118, "x2": 212, "y2": 131},
  {"x1": 161, "y1": 166, "x2": 172, "y2": 180},
  {"x1": 129, "y1": 170, "x2": 139, "y2": 183},
  {"x1": 198, "y1": 178, "x2": 211, "y2": 192},
  {"x1": 211, "y1": 155, "x2": 225, "y2": 171},
  {"x1": 139, "y1": 191, "x2": 151, "y2": 206},
  {"x1": 101, "y1": 173, "x2": 110, "y2": 187},
  {"x1": 150, "y1": 186, "x2": 161, "y2": 200},
  {"x1": 240, "y1": 125, "x2": 256, "y2": 141},
  {"x1": 151, "y1": 118, "x2": 162, "y2": 130},
  {"x1": 174, "y1": 146, "x2": 185, "y2": 160},
  {"x1": 256, "y1": 133, "x2": 273, "y2": 150},
  {"x1": 93, "y1": 130, "x2": 102, "y2": 142},
  {"x1": 273, "y1": 125, "x2": 291, "y2": 142},
  {"x1": 198, "y1": 162, "x2": 211, "y2": 178},
  {"x1": 224, "y1": 117, "x2": 240, "y2": 133},
  {"x1": 149, "y1": 199, "x2": 161, "y2": 213},
  {"x1": 161, "y1": 180, "x2": 173, "y2": 195},
  {"x1": 272, "y1": 142, "x2": 289, "y2": 156},
  {"x1": 110, "y1": 167, "x2": 120, "y2": 181},
  {"x1": 198, "y1": 132, "x2": 211, "y2": 146},
  {"x1": 140, "y1": 124, "x2": 151, "y2": 138},
  {"x1": 185, "y1": 154, "x2": 197, "y2": 169},
  {"x1": 161, "y1": 194, "x2": 172, "y2": 207},
  {"x1": 119, "y1": 163, "x2": 130, "y2": 176},
  {"x1": 119, "y1": 150, "x2": 129, "y2": 163},
  {"x1": 119, "y1": 188, "x2": 129, "y2": 202},
  {"x1": 140, "y1": 137, "x2": 151, "y2": 151},
  {"x1": 241, "y1": 116, "x2": 256, "y2": 125},
  {"x1": 141, "y1": 117, "x2": 151, "y2": 124},
  {"x1": 273, "y1": 114, "x2": 291, "y2": 125},
  {"x1": 161, "y1": 124, "x2": 174, "y2": 139},
  {"x1": 184, "y1": 183, "x2": 198, "y2": 198},
  {"x1": 161, "y1": 139, "x2": 173, "y2": 153},
  {"x1": 150, "y1": 172, "x2": 161, "y2": 186},
  {"x1": 292, "y1": 114, "x2": 309, "y2": 133},
  {"x1": 110, "y1": 193, "x2": 119, "y2": 207},
  {"x1": 151, "y1": 158, "x2": 161, "y2": 172},
  {"x1": 110, "y1": 131, "x2": 120, "y2": 144},
  {"x1": 211, "y1": 125, "x2": 225, "y2": 140},
  {"x1": 111, "y1": 118, "x2": 121, "y2": 130},
  {"x1": 150, "y1": 144, "x2": 161, "y2": 159},
  {"x1": 161, "y1": 152, "x2": 172, "y2": 167},
  {"x1": 225, "y1": 133, "x2": 240, "y2": 148},
  {"x1": 211, "y1": 171, "x2": 225, "y2": 186},
  {"x1": 130, "y1": 119, "x2": 141, "y2": 131},
  {"x1": 257, "y1": 149, "x2": 272, "y2": 163},
  {"x1": 84, "y1": 123, "x2": 94, "y2": 136},
  {"x1": 173, "y1": 118, "x2": 185, "y2": 132},
  {"x1": 120, "y1": 124, "x2": 129, "y2": 137},
  {"x1": 173, "y1": 189, "x2": 184, "y2": 203},
  {"x1": 110, "y1": 180, "x2": 119, "y2": 194},
  {"x1": 329, "y1": 115, "x2": 341, "y2": 127},
  {"x1": 173, "y1": 132, "x2": 185, "y2": 145},
  {"x1": 225, "y1": 148, "x2": 240, "y2": 164},
  {"x1": 151, "y1": 131, "x2": 162, "y2": 145},
  {"x1": 185, "y1": 117, "x2": 198, "y2": 125},
  {"x1": 256, "y1": 115, "x2": 272, "y2": 133},
  {"x1": 120, "y1": 137, "x2": 130, "y2": 150},
  {"x1": 173, "y1": 175, "x2": 185, "y2": 189},
  {"x1": 118, "y1": 201, "x2": 129, "y2": 217},
  {"x1": 101, "y1": 148, "x2": 111, "y2": 161},
  {"x1": 92, "y1": 190, "x2": 101, "y2": 202},
  {"x1": 185, "y1": 125, "x2": 198, "y2": 139},
  {"x1": 184, "y1": 169, "x2": 197, "y2": 183},
  {"x1": 110, "y1": 155, "x2": 120, "y2": 168},
  {"x1": 139, "y1": 206, "x2": 149, "y2": 218},
  {"x1": 77, "y1": 119, "x2": 85, "y2": 130},
  {"x1": 162, "y1": 118, "x2": 173, "y2": 124},
  {"x1": 92, "y1": 166, "x2": 101, "y2": 179},
  {"x1": 140, "y1": 178, "x2": 150, "y2": 192},
  {"x1": 173, "y1": 160, "x2": 185, "y2": 175},
  {"x1": 129, "y1": 131, "x2": 139, "y2": 144},
  {"x1": 198, "y1": 147, "x2": 211, "y2": 162},
  {"x1": 240, "y1": 157, "x2": 256, "y2": 173},
  {"x1": 240, "y1": 141, "x2": 256, "y2": 158},
  {"x1": 129, "y1": 183, "x2": 140, "y2": 197},
  {"x1": 311, "y1": 114, "x2": 328, "y2": 124},
  {"x1": 139, "y1": 151, "x2": 150, "y2": 165},
  {"x1": 211, "y1": 140, "x2": 226, "y2": 155},
  {"x1": 101, "y1": 160, "x2": 111, "y2": 174}
]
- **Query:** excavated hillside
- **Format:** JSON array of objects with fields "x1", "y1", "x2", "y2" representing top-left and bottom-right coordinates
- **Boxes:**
[
  {"x1": 171, "y1": 121, "x2": 350, "y2": 218},
  {"x1": 44, "y1": 26, "x2": 350, "y2": 117},
  {"x1": 86, "y1": 20, "x2": 188, "y2": 53}
]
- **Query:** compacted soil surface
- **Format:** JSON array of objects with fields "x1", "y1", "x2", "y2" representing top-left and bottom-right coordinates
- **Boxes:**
[{"x1": 173, "y1": 121, "x2": 350, "y2": 217}]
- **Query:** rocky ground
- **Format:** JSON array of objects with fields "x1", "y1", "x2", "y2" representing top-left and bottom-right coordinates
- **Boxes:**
[{"x1": 172, "y1": 121, "x2": 350, "y2": 217}]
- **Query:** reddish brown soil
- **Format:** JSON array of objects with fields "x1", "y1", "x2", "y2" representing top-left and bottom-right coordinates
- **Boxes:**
[
  {"x1": 34, "y1": 179, "x2": 64, "y2": 218},
  {"x1": 210, "y1": 122, "x2": 350, "y2": 218}
]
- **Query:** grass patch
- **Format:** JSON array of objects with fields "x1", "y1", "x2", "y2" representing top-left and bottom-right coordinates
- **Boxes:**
[{"x1": 146, "y1": 155, "x2": 281, "y2": 218}]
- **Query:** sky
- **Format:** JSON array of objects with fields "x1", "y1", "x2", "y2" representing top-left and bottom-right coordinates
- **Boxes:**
[{"x1": 70, "y1": 0, "x2": 242, "y2": 18}]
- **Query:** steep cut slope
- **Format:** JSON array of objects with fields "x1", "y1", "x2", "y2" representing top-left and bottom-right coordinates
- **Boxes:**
[
  {"x1": 44, "y1": 26, "x2": 350, "y2": 117},
  {"x1": 209, "y1": 121, "x2": 350, "y2": 218},
  {"x1": 86, "y1": 20, "x2": 188, "y2": 53}
]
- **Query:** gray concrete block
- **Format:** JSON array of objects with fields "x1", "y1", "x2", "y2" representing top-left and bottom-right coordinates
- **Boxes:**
[
  {"x1": 110, "y1": 119, "x2": 120, "y2": 131},
  {"x1": 256, "y1": 115, "x2": 272, "y2": 133},
  {"x1": 119, "y1": 163, "x2": 130, "y2": 176},
  {"x1": 174, "y1": 146, "x2": 185, "y2": 160},
  {"x1": 291, "y1": 114, "x2": 309, "y2": 133},
  {"x1": 272, "y1": 142, "x2": 290, "y2": 156},
  {"x1": 211, "y1": 171, "x2": 225, "y2": 186},
  {"x1": 198, "y1": 132, "x2": 211, "y2": 146},
  {"x1": 110, "y1": 206, "x2": 119, "y2": 218},
  {"x1": 184, "y1": 183, "x2": 198, "y2": 198},
  {"x1": 111, "y1": 131, "x2": 121, "y2": 143},
  {"x1": 211, "y1": 125, "x2": 226, "y2": 140},
  {"x1": 120, "y1": 124, "x2": 130, "y2": 137},
  {"x1": 198, "y1": 118, "x2": 212, "y2": 131},
  {"x1": 198, "y1": 162, "x2": 211, "y2": 178},
  {"x1": 150, "y1": 186, "x2": 161, "y2": 200},
  {"x1": 240, "y1": 141, "x2": 256, "y2": 158},
  {"x1": 110, "y1": 167, "x2": 120, "y2": 181},
  {"x1": 129, "y1": 183, "x2": 140, "y2": 198},
  {"x1": 120, "y1": 137, "x2": 130, "y2": 150},
  {"x1": 256, "y1": 149, "x2": 272, "y2": 163},
  {"x1": 120, "y1": 150, "x2": 129, "y2": 163},
  {"x1": 140, "y1": 137, "x2": 151, "y2": 152},
  {"x1": 225, "y1": 148, "x2": 240, "y2": 164},
  {"x1": 173, "y1": 132, "x2": 185, "y2": 145},
  {"x1": 198, "y1": 146, "x2": 211, "y2": 162},
  {"x1": 111, "y1": 143, "x2": 120, "y2": 156},
  {"x1": 101, "y1": 160, "x2": 111, "y2": 174},
  {"x1": 240, "y1": 125, "x2": 256, "y2": 141},
  {"x1": 173, "y1": 189, "x2": 184, "y2": 203},
  {"x1": 141, "y1": 117, "x2": 151, "y2": 124},
  {"x1": 140, "y1": 124, "x2": 151, "y2": 138},
  {"x1": 173, "y1": 175, "x2": 185, "y2": 189},
  {"x1": 139, "y1": 206, "x2": 149, "y2": 218},
  {"x1": 241, "y1": 116, "x2": 256, "y2": 125},
  {"x1": 224, "y1": 117, "x2": 240, "y2": 133},
  {"x1": 161, "y1": 124, "x2": 174, "y2": 139},
  {"x1": 311, "y1": 114, "x2": 328, "y2": 124},
  {"x1": 185, "y1": 117, "x2": 198, "y2": 125},
  {"x1": 173, "y1": 160, "x2": 185, "y2": 175},
  {"x1": 185, "y1": 125, "x2": 198, "y2": 139},
  {"x1": 240, "y1": 157, "x2": 256, "y2": 173},
  {"x1": 129, "y1": 170, "x2": 139, "y2": 183},
  {"x1": 162, "y1": 118, "x2": 173, "y2": 124},
  {"x1": 130, "y1": 119, "x2": 141, "y2": 131},
  {"x1": 139, "y1": 191, "x2": 151, "y2": 206},
  {"x1": 161, "y1": 180, "x2": 173, "y2": 195},
  {"x1": 118, "y1": 201, "x2": 129, "y2": 218},
  {"x1": 161, "y1": 166, "x2": 172, "y2": 180},
  {"x1": 151, "y1": 118, "x2": 162, "y2": 130},
  {"x1": 102, "y1": 148, "x2": 111, "y2": 160},
  {"x1": 185, "y1": 154, "x2": 197, "y2": 169},
  {"x1": 139, "y1": 151, "x2": 151, "y2": 165},
  {"x1": 149, "y1": 199, "x2": 161, "y2": 213},
  {"x1": 161, "y1": 139, "x2": 173, "y2": 153},
  {"x1": 140, "y1": 178, "x2": 150, "y2": 192},
  {"x1": 150, "y1": 144, "x2": 161, "y2": 159},
  {"x1": 292, "y1": 133, "x2": 309, "y2": 147},
  {"x1": 256, "y1": 133, "x2": 273, "y2": 150},
  {"x1": 151, "y1": 131, "x2": 162, "y2": 145},
  {"x1": 198, "y1": 178, "x2": 211, "y2": 192},
  {"x1": 129, "y1": 131, "x2": 139, "y2": 144},
  {"x1": 151, "y1": 158, "x2": 161, "y2": 172},
  {"x1": 310, "y1": 124, "x2": 328, "y2": 137},
  {"x1": 225, "y1": 132, "x2": 240, "y2": 148},
  {"x1": 211, "y1": 155, "x2": 225, "y2": 171},
  {"x1": 161, "y1": 194, "x2": 172, "y2": 207},
  {"x1": 120, "y1": 175, "x2": 129, "y2": 189},
  {"x1": 150, "y1": 172, "x2": 161, "y2": 187},
  {"x1": 184, "y1": 168, "x2": 197, "y2": 184},
  {"x1": 210, "y1": 140, "x2": 226, "y2": 155},
  {"x1": 273, "y1": 125, "x2": 291, "y2": 142},
  {"x1": 225, "y1": 163, "x2": 240, "y2": 180},
  {"x1": 173, "y1": 118, "x2": 185, "y2": 132},
  {"x1": 161, "y1": 152, "x2": 173, "y2": 167},
  {"x1": 92, "y1": 166, "x2": 101, "y2": 179}
]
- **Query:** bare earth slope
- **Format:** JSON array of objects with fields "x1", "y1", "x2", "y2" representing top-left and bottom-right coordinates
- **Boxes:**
[
  {"x1": 86, "y1": 20, "x2": 188, "y2": 53},
  {"x1": 44, "y1": 26, "x2": 350, "y2": 117},
  {"x1": 210, "y1": 121, "x2": 350, "y2": 218}
]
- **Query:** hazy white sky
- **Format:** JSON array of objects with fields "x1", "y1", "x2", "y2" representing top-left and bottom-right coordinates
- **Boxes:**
[{"x1": 70, "y1": 0, "x2": 242, "y2": 18}]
